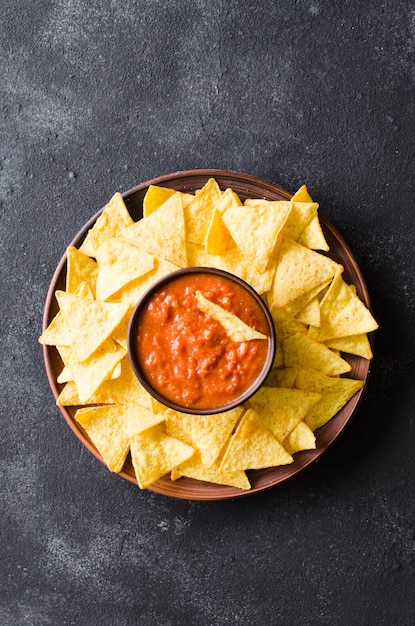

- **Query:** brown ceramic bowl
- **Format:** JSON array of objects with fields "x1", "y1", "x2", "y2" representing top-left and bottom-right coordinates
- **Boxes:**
[
  {"x1": 127, "y1": 266, "x2": 276, "y2": 415},
  {"x1": 42, "y1": 169, "x2": 374, "y2": 500}
]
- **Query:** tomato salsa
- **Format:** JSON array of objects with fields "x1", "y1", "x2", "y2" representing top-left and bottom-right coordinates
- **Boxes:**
[{"x1": 133, "y1": 271, "x2": 271, "y2": 410}]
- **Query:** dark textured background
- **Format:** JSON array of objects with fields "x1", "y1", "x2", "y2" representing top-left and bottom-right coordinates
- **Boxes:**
[{"x1": 1, "y1": 1, "x2": 415, "y2": 624}]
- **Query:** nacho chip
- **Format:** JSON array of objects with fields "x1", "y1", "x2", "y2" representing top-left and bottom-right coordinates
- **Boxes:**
[
  {"x1": 196, "y1": 291, "x2": 267, "y2": 342},
  {"x1": 325, "y1": 333, "x2": 373, "y2": 360},
  {"x1": 220, "y1": 409, "x2": 293, "y2": 472},
  {"x1": 264, "y1": 367, "x2": 298, "y2": 388},
  {"x1": 118, "y1": 192, "x2": 187, "y2": 267},
  {"x1": 172, "y1": 452, "x2": 250, "y2": 490},
  {"x1": 283, "y1": 421, "x2": 316, "y2": 454},
  {"x1": 270, "y1": 237, "x2": 342, "y2": 309},
  {"x1": 79, "y1": 192, "x2": 134, "y2": 257},
  {"x1": 123, "y1": 404, "x2": 166, "y2": 439},
  {"x1": 295, "y1": 367, "x2": 365, "y2": 431},
  {"x1": 130, "y1": 426, "x2": 195, "y2": 489},
  {"x1": 66, "y1": 246, "x2": 98, "y2": 295},
  {"x1": 249, "y1": 386, "x2": 321, "y2": 442},
  {"x1": 295, "y1": 296, "x2": 321, "y2": 327},
  {"x1": 95, "y1": 237, "x2": 154, "y2": 301},
  {"x1": 56, "y1": 290, "x2": 130, "y2": 363},
  {"x1": 57, "y1": 340, "x2": 126, "y2": 404},
  {"x1": 222, "y1": 202, "x2": 291, "y2": 272},
  {"x1": 308, "y1": 273, "x2": 378, "y2": 342},
  {"x1": 166, "y1": 406, "x2": 243, "y2": 468},
  {"x1": 283, "y1": 332, "x2": 352, "y2": 376},
  {"x1": 183, "y1": 177, "x2": 222, "y2": 245},
  {"x1": 75, "y1": 405, "x2": 130, "y2": 472}
]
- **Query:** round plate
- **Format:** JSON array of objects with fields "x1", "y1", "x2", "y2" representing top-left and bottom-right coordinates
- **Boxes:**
[{"x1": 43, "y1": 169, "x2": 373, "y2": 501}]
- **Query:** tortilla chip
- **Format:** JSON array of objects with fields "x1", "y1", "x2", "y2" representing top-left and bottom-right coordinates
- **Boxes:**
[
  {"x1": 66, "y1": 246, "x2": 98, "y2": 295},
  {"x1": 95, "y1": 237, "x2": 155, "y2": 301},
  {"x1": 283, "y1": 421, "x2": 316, "y2": 454},
  {"x1": 172, "y1": 452, "x2": 250, "y2": 490},
  {"x1": 118, "y1": 192, "x2": 187, "y2": 267},
  {"x1": 283, "y1": 332, "x2": 352, "y2": 376},
  {"x1": 325, "y1": 333, "x2": 373, "y2": 360},
  {"x1": 130, "y1": 426, "x2": 195, "y2": 489},
  {"x1": 308, "y1": 273, "x2": 378, "y2": 342},
  {"x1": 55, "y1": 290, "x2": 130, "y2": 363},
  {"x1": 57, "y1": 340, "x2": 126, "y2": 404},
  {"x1": 295, "y1": 367, "x2": 365, "y2": 431},
  {"x1": 222, "y1": 202, "x2": 291, "y2": 272},
  {"x1": 75, "y1": 405, "x2": 130, "y2": 472},
  {"x1": 183, "y1": 177, "x2": 222, "y2": 245},
  {"x1": 249, "y1": 386, "x2": 321, "y2": 442},
  {"x1": 166, "y1": 406, "x2": 243, "y2": 468},
  {"x1": 270, "y1": 237, "x2": 342, "y2": 308},
  {"x1": 295, "y1": 296, "x2": 321, "y2": 326},
  {"x1": 264, "y1": 367, "x2": 298, "y2": 388},
  {"x1": 196, "y1": 291, "x2": 267, "y2": 341},
  {"x1": 219, "y1": 409, "x2": 293, "y2": 472},
  {"x1": 79, "y1": 192, "x2": 133, "y2": 257}
]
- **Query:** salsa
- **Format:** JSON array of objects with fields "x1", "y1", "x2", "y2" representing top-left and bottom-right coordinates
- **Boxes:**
[{"x1": 134, "y1": 272, "x2": 270, "y2": 410}]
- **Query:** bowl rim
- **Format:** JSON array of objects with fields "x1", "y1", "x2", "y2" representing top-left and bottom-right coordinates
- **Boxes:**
[{"x1": 127, "y1": 266, "x2": 276, "y2": 415}]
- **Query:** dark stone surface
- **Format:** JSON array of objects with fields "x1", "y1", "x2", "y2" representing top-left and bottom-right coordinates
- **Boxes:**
[{"x1": 1, "y1": 1, "x2": 414, "y2": 624}]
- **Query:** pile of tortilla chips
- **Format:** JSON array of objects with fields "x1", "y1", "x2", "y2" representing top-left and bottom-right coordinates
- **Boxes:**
[{"x1": 40, "y1": 179, "x2": 378, "y2": 491}]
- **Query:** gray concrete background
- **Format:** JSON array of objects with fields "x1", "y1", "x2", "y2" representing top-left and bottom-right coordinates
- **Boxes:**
[{"x1": 1, "y1": 1, "x2": 415, "y2": 624}]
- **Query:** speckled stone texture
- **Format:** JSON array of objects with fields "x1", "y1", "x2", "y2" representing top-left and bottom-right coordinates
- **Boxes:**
[{"x1": 1, "y1": 1, "x2": 415, "y2": 624}]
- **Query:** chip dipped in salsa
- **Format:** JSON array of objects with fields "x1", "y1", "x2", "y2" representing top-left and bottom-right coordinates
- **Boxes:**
[{"x1": 131, "y1": 270, "x2": 273, "y2": 411}]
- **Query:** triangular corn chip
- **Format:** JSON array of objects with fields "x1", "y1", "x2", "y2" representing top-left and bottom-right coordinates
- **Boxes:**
[
  {"x1": 183, "y1": 177, "x2": 222, "y2": 244},
  {"x1": 55, "y1": 290, "x2": 130, "y2": 362},
  {"x1": 118, "y1": 192, "x2": 187, "y2": 267},
  {"x1": 95, "y1": 237, "x2": 154, "y2": 301},
  {"x1": 66, "y1": 246, "x2": 98, "y2": 295},
  {"x1": 172, "y1": 452, "x2": 250, "y2": 490},
  {"x1": 75, "y1": 405, "x2": 130, "y2": 472},
  {"x1": 308, "y1": 273, "x2": 378, "y2": 342},
  {"x1": 222, "y1": 202, "x2": 291, "y2": 272},
  {"x1": 130, "y1": 426, "x2": 195, "y2": 489},
  {"x1": 79, "y1": 192, "x2": 133, "y2": 257},
  {"x1": 283, "y1": 332, "x2": 352, "y2": 376},
  {"x1": 166, "y1": 407, "x2": 243, "y2": 468},
  {"x1": 249, "y1": 386, "x2": 321, "y2": 442},
  {"x1": 270, "y1": 237, "x2": 342, "y2": 308},
  {"x1": 196, "y1": 291, "x2": 267, "y2": 342},
  {"x1": 295, "y1": 367, "x2": 365, "y2": 431},
  {"x1": 220, "y1": 409, "x2": 293, "y2": 472},
  {"x1": 283, "y1": 421, "x2": 316, "y2": 454}
]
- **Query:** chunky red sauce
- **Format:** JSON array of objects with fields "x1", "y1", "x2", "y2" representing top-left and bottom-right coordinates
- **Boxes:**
[{"x1": 135, "y1": 273, "x2": 269, "y2": 410}]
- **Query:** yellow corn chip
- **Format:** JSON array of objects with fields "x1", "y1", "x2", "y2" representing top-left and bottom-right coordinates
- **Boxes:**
[
  {"x1": 283, "y1": 421, "x2": 316, "y2": 454},
  {"x1": 66, "y1": 246, "x2": 98, "y2": 295},
  {"x1": 270, "y1": 237, "x2": 342, "y2": 308},
  {"x1": 196, "y1": 291, "x2": 267, "y2": 341},
  {"x1": 165, "y1": 406, "x2": 243, "y2": 468},
  {"x1": 264, "y1": 367, "x2": 297, "y2": 388},
  {"x1": 295, "y1": 367, "x2": 365, "y2": 431},
  {"x1": 95, "y1": 237, "x2": 154, "y2": 301},
  {"x1": 79, "y1": 192, "x2": 134, "y2": 257},
  {"x1": 172, "y1": 452, "x2": 250, "y2": 490},
  {"x1": 249, "y1": 386, "x2": 321, "y2": 442},
  {"x1": 75, "y1": 405, "x2": 130, "y2": 472},
  {"x1": 183, "y1": 177, "x2": 222, "y2": 245},
  {"x1": 283, "y1": 332, "x2": 352, "y2": 376},
  {"x1": 295, "y1": 296, "x2": 321, "y2": 327},
  {"x1": 123, "y1": 404, "x2": 166, "y2": 439},
  {"x1": 220, "y1": 408, "x2": 293, "y2": 472},
  {"x1": 57, "y1": 340, "x2": 126, "y2": 404},
  {"x1": 308, "y1": 273, "x2": 378, "y2": 342},
  {"x1": 118, "y1": 192, "x2": 187, "y2": 267},
  {"x1": 325, "y1": 333, "x2": 373, "y2": 360},
  {"x1": 291, "y1": 184, "x2": 313, "y2": 203},
  {"x1": 55, "y1": 290, "x2": 130, "y2": 363},
  {"x1": 222, "y1": 202, "x2": 291, "y2": 272},
  {"x1": 130, "y1": 426, "x2": 195, "y2": 489}
]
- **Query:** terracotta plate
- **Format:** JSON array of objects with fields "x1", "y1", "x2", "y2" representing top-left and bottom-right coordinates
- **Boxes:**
[{"x1": 42, "y1": 169, "x2": 374, "y2": 501}]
